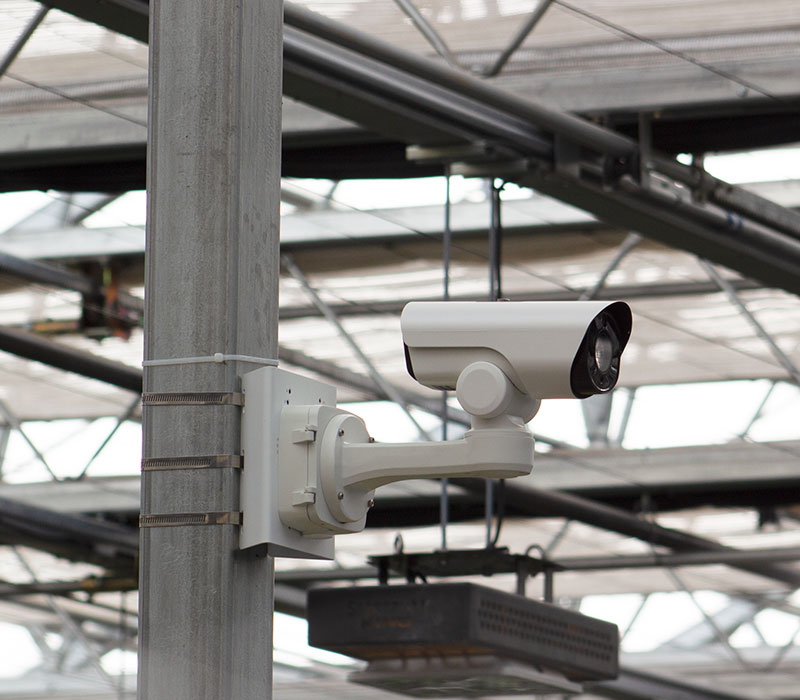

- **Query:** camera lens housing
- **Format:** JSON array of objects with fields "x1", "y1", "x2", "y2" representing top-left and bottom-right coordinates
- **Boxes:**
[{"x1": 569, "y1": 302, "x2": 632, "y2": 398}]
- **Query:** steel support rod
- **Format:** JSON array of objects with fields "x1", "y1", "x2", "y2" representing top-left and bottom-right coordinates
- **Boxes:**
[
  {"x1": 0, "y1": 4, "x2": 49, "y2": 78},
  {"x1": 484, "y1": 0, "x2": 554, "y2": 77},
  {"x1": 14, "y1": 548, "x2": 123, "y2": 693},
  {"x1": 139, "y1": 0, "x2": 282, "y2": 697},
  {"x1": 739, "y1": 381, "x2": 776, "y2": 439},
  {"x1": 77, "y1": 396, "x2": 142, "y2": 479},
  {"x1": 392, "y1": 0, "x2": 461, "y2": 69},
  {"x1": 0, "y1": 398, "x2": 58, "y2": 480},
  {"x1": 700, "y1": 259, "x2": 800, "y2": 386},
  {"x1": 579, "y1": 232, "x2": 642, "y2": 301},
  {"x1": 282, "y1": 253, "x2": 433, "y2": 441}
]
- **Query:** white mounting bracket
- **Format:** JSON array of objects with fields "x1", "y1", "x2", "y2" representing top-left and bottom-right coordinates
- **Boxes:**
[
  {"x1": 239, "y1": 366, "x2": 336, "y2": 559},
  {"x1": 240, "y1": 366, "x2": 536, "y2": 557}
]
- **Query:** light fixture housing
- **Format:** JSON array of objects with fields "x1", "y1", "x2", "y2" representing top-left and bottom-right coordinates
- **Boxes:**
[{"x1": 308, "y1": 583, "x2": 619, "y2": 697}]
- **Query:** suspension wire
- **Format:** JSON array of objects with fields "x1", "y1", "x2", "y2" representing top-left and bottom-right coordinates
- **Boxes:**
[
  {"x1": 553, "y1": 0, "x2": 782, "y2": 103},
  {"x1": 489, "y1": 179, "x2": 504, "y2": 301},
  {"x1": 486, "y1": 179, "x2": 505, "y2": 547},
  {"x1": 440, "y1": 168, "x2": 452, "y2": 551},
  {"x1": 5, "y1": 72, "x2": 148, "y2": 128}
]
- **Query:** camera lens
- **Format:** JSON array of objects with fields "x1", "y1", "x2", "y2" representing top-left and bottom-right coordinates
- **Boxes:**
[
  {"x1": 570, "y1": 303, "x2": 632, "y2": 398},
  {"x1": 593, "y1": 331, "x2": 614, "y2": 373}
]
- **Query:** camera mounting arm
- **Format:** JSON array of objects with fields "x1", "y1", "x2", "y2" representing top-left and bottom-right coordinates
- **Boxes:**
[{"x1": 277, "y1": 361, "x2": 537, "y2": 537}]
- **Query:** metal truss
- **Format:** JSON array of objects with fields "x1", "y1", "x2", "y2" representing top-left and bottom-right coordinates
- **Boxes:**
[{"x1": 36, "y1": 0, "x2": 800, "y2": 295}]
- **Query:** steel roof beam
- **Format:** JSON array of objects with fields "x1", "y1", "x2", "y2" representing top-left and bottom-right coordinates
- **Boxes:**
[{"x1": 0, "y1": 326, "x2": 142, "y2": 394}]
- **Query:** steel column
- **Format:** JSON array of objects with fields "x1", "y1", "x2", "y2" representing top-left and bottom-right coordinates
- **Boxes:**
[{"x1": 139, "y1": 0, "x2": 282, "y2": 698}]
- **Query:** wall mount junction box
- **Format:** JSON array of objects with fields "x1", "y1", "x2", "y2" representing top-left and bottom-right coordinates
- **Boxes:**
[{"x1": 240, "y1": 366, "x2": 335, "y2": 559}]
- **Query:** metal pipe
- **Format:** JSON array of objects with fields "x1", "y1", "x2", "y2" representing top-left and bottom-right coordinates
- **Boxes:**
[
  {"x1": 652, "y1": 156, "x2": 800, "y2": 240},
  {"x1": 284, "y1": 27, "x2": 554, "y2": 160},
  {"x1": 0, "y1": 325, "x2": 142, "y2": 393},
  {"x1": 484, "y1": 0, "x2": 555, "y2": 77},
  {"x1": 611, "y1": 175, "x2": 800, "y2": 291},
  {"x1": 0, "y1": 495, "x2": 139, "y2": 556},
  {"x1": 451, "y1": 478, "x2": 800, "y2": 588},
  {"x1": 0, "y1": 250, "x2": 144, "y2": 314},
  {"x1": 701, "y1": 259, "x2": 800, "y2": 386},
  {"x1": 555, "y1": 546, "x2": 800, "y2": 571},
  {"x1": 0, "y1": 252, "x2": 95, "y2": 296},
  {"x1": 283, "y1": 3, "x2": 635, "y2": 158},
  {"x1": 48, "y1": 0, "x2": 800, "y2": 250},
  {"x1": 489, "y1": 180, "x2": 503, "y2": 301}
]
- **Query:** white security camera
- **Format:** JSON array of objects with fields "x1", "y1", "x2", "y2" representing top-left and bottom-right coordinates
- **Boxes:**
[
  {"x1": 240, "y1": 300, "x2": 632, "y2": 558},
  {"x1": 402, "y1": 300, "x2": 632, "y2": 399}
]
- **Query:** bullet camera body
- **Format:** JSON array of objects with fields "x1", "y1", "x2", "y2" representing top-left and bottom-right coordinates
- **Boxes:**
[
  {"x1": 241, "y1": 300, "x2": 632, "y2": 557},
  {"x1": 402, "y1": 301, "x2": 632, "y2": 399}
]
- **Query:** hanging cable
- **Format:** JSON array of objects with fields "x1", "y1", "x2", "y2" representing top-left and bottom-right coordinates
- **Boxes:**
[
  {"x1": 553, "y1": 0, "x2": 781, "y2": 103},
  {"x1": 440, "y1": 168, "x2": 452, "y2": 551},
  {"x1": 486, "y1": 178, "x2": 506, "y2": 547}
]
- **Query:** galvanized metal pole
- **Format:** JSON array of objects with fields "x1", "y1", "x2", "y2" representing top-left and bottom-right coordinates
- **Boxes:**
[{"x1": 139, "y1": 1, "x2": 282, "y2": 698}]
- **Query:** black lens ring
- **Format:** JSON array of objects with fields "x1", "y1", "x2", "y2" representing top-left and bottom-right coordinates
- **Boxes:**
[{"x1": 571, "y1": 310, "x2": 624, "y2": 398}]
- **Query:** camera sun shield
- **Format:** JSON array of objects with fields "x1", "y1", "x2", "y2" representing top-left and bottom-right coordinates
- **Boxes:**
[{"x1": 401, "y1": 300, "x2": 633, "y2": 399}]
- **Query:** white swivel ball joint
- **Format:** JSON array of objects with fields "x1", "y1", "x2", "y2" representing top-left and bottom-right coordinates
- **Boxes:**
[{"x1": 456, "y1": 361, "x2": 540, "y2": 424}]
